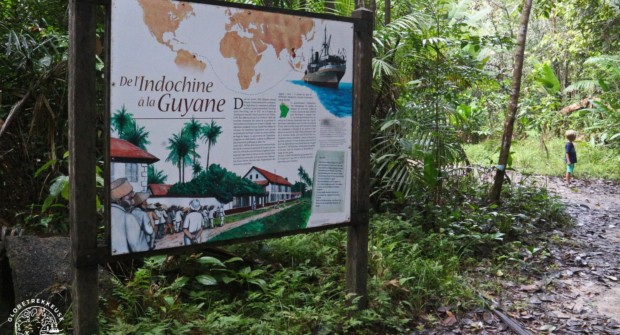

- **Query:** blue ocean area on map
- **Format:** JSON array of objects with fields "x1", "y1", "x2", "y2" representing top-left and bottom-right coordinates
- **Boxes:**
[{"x1": 290, "y1": 80, "x2": 352, "y2": 118}]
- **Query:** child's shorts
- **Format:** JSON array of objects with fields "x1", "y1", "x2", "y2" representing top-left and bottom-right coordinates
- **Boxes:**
[{"x1": 566, "y1": 163, "x2": 575, "y2": 173}]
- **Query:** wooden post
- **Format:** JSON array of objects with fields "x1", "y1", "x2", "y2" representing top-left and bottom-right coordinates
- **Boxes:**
[
  {"x1": 347, "y1": 8, "x2": 373, "y2": 309},
  {"x1": 69, "y1": 0, "x2": 99, "y2": 333}
]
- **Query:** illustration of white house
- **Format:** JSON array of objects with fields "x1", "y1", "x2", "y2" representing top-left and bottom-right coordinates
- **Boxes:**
[
  {"x1": 243, "y1": 166, "x2": 293, "y2": 204},
  {"x1": 110, "y1": 137, "x2": 159, "y2": 193}
]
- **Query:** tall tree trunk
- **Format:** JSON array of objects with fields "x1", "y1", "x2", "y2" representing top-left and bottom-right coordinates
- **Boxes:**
[
  {"x1": 488, "y1": 0, "x2": 534, "y2": 204},
  {"x1": 206, "y1": 143, "x2": 212, "y2": 171},
  {"x1": 178, "y1": 163, "x2": 182, "y2": 184},
  {"x1": 562, "y1": 57, "x2": 569, "y2": 96},
  {"x1": 384, "y1": 0, "x2": 390, "y2": 25}
]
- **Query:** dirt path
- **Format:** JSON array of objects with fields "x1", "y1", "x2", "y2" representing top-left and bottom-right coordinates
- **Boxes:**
[
  {"x1": 542, "y1": 177, "x2": 620, "y2": 331},
  {"x1": 419, "y1": 175, "x2": 620, "y2": 334},
  {"x1": 152, "y1": 204, "x2": 291, "y2": 250}
]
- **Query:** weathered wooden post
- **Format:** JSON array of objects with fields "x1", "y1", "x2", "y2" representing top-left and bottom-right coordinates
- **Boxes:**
[
  {"x1": 68, "y1": 0, "x2": 99, "y2": 333},
  {"x1": 347, "y1": 8, "x2": 373, "y2": 309},
  {"x1": 66, "y1": 1, "x2": 372, "y2": 331}
]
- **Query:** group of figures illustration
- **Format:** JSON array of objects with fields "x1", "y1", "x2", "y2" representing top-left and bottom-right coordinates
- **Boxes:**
[{"x1": 110, "y1": 178, "x2": 228, "y2": 254}]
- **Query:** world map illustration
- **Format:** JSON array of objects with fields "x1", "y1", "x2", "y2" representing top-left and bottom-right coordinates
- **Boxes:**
[{"x1": 137, "y1": 0, "x2": 316, "y2": 90}]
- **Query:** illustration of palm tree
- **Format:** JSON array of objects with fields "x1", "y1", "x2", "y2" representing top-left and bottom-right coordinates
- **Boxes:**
[
  {"x1": 298, "y1": 165, "x2": 305, "y2": 181},
  {"x1": 122, "y1": 124, "x2": 150, "y2": 150},
  {"x1": 298, "y1": 165, "x2": 312, "y2": 189},
  {"x1": 166, "y1": 131, "x2": 195, "y2": 183},
  {"x1": 183, "y1": 117, "x2": 202, "y2": 165},
  {"x1": 111, "y1": 105, "x2": 135, "y2": 137},
  {"x1": 201, "y1": 120, "x2": 222, "y2": 170},
  {"x1": 148, "y1": 165, "x2": 168, "y2": 184},
  {"x1": 192, "y1": 162, "x2": 203, "y2": 177}
]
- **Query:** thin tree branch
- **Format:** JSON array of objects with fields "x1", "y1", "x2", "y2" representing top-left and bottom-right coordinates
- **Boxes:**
[{"x1": 0, "y1": 90, "x2": 31, "y2": 139}]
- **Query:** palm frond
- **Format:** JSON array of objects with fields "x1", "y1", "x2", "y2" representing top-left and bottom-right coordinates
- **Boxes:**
[
  {"x1": 372, "y1": 57, "x2": 397, "y2": 79},
  {"x1": 388, "y1": 13, "x2": 427, "y2": 33},
  {"x1": 329, "y1": 0, "x2": 355, "y2": 16},
  {"x1": 564, "y1": 80, "x2": 601, "y2": 94},
  {"x1": 584, "y1": 55, "x2": 620, "y2": 74}
]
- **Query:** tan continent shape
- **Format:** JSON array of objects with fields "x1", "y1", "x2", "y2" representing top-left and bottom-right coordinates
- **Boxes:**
[
  {"x1": 138, "y1": 0, "x2": 194, "y2": 48},
  {"x1": 175, "y1": 49, "x2": 206, "y2": 71},
  {"x1": 221, "y1": 9, "x2": 315, "y2": 89},
  {"x1": 220, "y1": 32, "x2": 263, "y2": 90}
]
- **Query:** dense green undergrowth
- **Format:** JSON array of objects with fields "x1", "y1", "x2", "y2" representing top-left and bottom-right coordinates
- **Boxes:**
[
  {"x1": 465, "y1": 136, "x2": 620, "y2": 180},
  {"x1": 99, "y1": 179, "x2": 570, "y2": 334}
]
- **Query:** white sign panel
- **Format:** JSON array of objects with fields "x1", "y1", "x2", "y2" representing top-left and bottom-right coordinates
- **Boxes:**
[{"x1": 109, "y1": 0, "x2": 353, "y2": 255}]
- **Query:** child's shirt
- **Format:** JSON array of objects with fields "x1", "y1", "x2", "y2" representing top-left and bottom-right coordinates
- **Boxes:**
[{"x1": 565, "y1": 141, "x2": 577, "y2": 164}]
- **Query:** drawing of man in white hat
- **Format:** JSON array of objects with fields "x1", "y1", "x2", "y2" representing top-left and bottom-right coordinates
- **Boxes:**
[
  {"x1": 173, "y1": 206, "x2": 184, "y2": 233},
  {"x1": 110, "y1": 178, "x2": 138, "y2": 254},
  {"x1": 154, "y1": 203, "x2": 167, "y2": 239},
  {"x1": 130, "y1": 192, "x2": 155, "y2": 251},
  {"x1": 217, "y1": 204, "x2": 226, "y2": 227},
  {"x1": 182, "y1": 199, "x2": 204, "y2": 246}
]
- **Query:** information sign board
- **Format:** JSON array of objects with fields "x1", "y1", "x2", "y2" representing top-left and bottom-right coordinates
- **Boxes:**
[{"x1": 109, "y1": 0, "x2": 354, "y2": 255}]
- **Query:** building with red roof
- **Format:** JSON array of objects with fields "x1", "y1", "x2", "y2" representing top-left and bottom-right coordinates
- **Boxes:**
[
  {"x1": 243, "y1": 166, "x2": 293, "y2": 204},
  {"x1": 110, "y1": 137, "x2": 160, "y2": 193}
]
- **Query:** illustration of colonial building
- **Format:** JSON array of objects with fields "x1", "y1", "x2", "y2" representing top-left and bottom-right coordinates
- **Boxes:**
[
  {"x1": 110, "y1": 137, "x2": 159, "y2": 193},
  {"x1": 243, "y1": 166, "x2": 293, "y2": 204}
]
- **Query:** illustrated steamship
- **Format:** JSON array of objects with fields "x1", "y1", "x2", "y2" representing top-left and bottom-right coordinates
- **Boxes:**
[{"x1": 302, "y1": 27, "x2": 347, "y2": 88}]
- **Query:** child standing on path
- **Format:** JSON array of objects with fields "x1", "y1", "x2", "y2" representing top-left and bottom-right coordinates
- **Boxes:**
[{"x1": 565, "y1": 130, "x2": 578, "y2": 185}]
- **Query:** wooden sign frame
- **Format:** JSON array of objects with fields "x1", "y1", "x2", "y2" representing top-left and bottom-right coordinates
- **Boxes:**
[{"x1": 69, "y1": 0, "x2": 372, "y2": 333}]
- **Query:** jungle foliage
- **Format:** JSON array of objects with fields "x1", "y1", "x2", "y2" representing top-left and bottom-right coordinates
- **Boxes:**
[
  {"x1": 0, "y1": 0, "x2": 619, "y2": 332},
  {"x1": 98, "y1": 181, "x2": 570, "y2": 334},
  {"x1": 1, "y1": 0, "x2": 619, "y2": 228}
]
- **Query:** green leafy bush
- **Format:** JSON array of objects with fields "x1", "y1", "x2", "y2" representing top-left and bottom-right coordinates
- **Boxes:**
[{"x1": 101, "y1": 175, "x2": 570, "y2": 334}]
